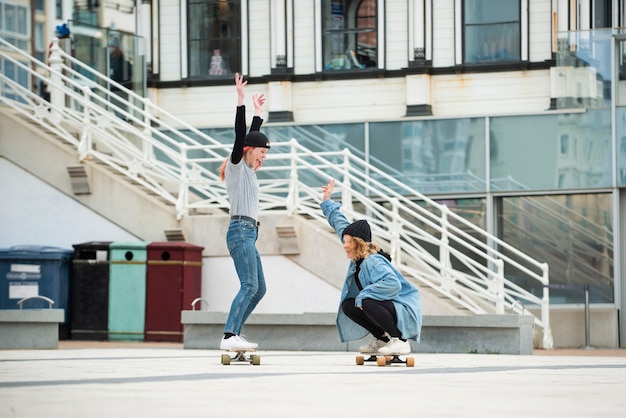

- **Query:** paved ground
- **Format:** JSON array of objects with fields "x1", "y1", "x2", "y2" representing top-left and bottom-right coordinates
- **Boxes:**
[{"x1": 1, "y1": 342, "x2": 626, "y2": 418}]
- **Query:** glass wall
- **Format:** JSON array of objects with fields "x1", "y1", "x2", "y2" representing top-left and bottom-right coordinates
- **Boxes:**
[
  {"x1": 189, "y1": 105, "x2": 618, "y2": 306},
  {"x1": 556, "y1": 29, "x2": 612, "y2": 109},
  {"x1": 369, "y1": 118, "x2": 486, "y2": 193},
  {"x1": 616, "y1": 107, "x2": 626, "y2": 186},
  {"x1": 499, "y1": 193, "x2": 613, "y2": 303},
  {"x1": 490, "y1": 110, "x2": 612, "y2": 191}
]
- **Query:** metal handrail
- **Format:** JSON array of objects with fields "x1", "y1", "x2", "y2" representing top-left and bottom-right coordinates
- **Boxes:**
[{"x1": 0, "y1": 36, "x2": 554, "y2": 348}]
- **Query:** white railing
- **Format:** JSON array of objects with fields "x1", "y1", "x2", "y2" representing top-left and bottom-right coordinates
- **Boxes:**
[{"x1": 0, "y1": 36, "x2": 553, "y2": 348}]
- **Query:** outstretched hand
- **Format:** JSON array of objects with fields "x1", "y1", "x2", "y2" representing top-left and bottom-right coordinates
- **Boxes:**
[
  {"x1": 252, "y1": 93, "x2": 266, "y2": 116},
  {"x1": 235, "y1": 72, "x2": 247, "y2": 105},
  {"x1": 321, "y1": 178, "x2": 335, "y2": 201}
]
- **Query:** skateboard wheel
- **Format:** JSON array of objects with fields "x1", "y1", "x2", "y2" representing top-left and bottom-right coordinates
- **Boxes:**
[
  {"x1": 405, "y1": 356, "x2": 415, "y2": 367},
  {"x1": 355, "y1": 355, "x2": 365, "y2": 365},
  {"x1": 376, "y1": 356, "x2": 387, "y2": 367},
  {"x1": 221, "y1": 354, "x2": 231, "y2": 365},
  {"x1": 250, "y1": 354, "x2": 261, "y2": 365}
]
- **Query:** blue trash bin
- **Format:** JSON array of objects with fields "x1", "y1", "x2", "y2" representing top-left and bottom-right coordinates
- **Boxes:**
[{"x1": 0, "y1": 245, "x2": 73, "y2": 339}]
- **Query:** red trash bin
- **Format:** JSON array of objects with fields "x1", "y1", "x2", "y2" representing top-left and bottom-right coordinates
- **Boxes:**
[{"x1": 145, "y1": 242, "x2": 203, "y2": 342}]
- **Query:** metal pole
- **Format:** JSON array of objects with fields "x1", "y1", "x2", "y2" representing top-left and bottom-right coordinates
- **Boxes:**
[{"x1": 584, "y1": 284, "x2": 591, "y2": 349}]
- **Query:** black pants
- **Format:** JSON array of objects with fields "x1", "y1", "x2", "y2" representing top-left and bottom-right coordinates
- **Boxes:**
[{"x1": 341, "y1": 298, "x2": 402, "y2": 339}]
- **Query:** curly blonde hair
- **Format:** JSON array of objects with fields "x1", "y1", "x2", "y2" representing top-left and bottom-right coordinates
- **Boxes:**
[{"x1": 349, "y1": 236, "x2": 381, "y2": 261}]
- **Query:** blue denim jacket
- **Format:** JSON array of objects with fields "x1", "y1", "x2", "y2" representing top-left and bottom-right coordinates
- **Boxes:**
[{"x1": 321, "y1": 199, "x2": 423, "y2": 342}]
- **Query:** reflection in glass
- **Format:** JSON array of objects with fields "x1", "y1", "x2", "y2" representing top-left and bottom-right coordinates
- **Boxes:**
[
  {"x1": 323, "y1": 0, "x2": 377, "y2": 71},
  {"x1": 490, "y1": 110, "x2": 611, "y2": 191},
  {"x1": 369, "y1": 118, "x2": 486, "y2": 194},
  {"x1": 615, "y1": 108, "x2": 626, "y2": 186},
  {"x1": 463, "y1": 0, "x2": 520, "y2": 64},
  {"x1": 555, "y1": 29, "x2": 612, "y2": 109},
  {"x1": 499, "y1": 194, "x2": 613, "y2": 303},
  {"x1": 188, "y1": 0, "x2": 241, "y2": 78}
]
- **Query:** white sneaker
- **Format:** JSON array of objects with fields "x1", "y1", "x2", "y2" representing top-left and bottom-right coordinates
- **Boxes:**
[
  {"x1": 378, "y1": 337, "x2": 411, "y2": 355},
  {"x1": 358, "y1": 338, "x2": 388, "y2": 354},
  {"x1": 220, "y1": 335, "x2": 258, "y2": 351},
  {"x1": 238, "y1": 335, "x2": 258, "y2": 349}
]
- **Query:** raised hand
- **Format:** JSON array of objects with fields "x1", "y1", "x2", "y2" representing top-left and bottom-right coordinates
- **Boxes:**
[
  {"x1": 252, "y1": 93, "x2": 266, "y2": 116},
  {"x1": 321, "y1": 178, "x2": 335, "y2": 201},
  {"x1": 235, "y1": 72, "x2": 247, "y2": 106}
]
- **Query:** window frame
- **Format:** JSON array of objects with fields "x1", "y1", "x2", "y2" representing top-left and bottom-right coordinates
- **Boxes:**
[
  {"x1": 315, "y1": 0, "x2": 385, "y2": 73},
  {"x1": 184, "y1": 0, "x2": 246, "y2": 80},
  {"x1": 455, "y1": 0, "x2": 528, "y2": 66}
]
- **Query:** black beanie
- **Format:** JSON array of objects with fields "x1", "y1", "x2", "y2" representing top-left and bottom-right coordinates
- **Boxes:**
[
  {"x1": 244, "y1": 131, "x2": 270, "y2": 148},
  {"x1": 343, "y1": 220, "x2": 371, "y2": 243}
]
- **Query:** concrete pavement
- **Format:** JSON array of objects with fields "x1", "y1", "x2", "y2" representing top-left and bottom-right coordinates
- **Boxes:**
[{"x1": 1, "y1": 342, "x2": 626, "y2": 418}]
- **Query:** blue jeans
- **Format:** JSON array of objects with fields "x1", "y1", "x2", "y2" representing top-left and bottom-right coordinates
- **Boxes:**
[{"x1": 224, "y1": 218, "x2": 267, "y2": 335}]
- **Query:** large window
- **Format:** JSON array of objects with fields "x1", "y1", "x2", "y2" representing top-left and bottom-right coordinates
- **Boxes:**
[
  {"x1": 463, "y1": 0, "x2": 520, "y2": 64},
  {"x1": 322, "y1": 0, "x2": 377, "y2": 71},
  {"x1": 188, "y1": 0, "x2": 241, "y2": 79}
]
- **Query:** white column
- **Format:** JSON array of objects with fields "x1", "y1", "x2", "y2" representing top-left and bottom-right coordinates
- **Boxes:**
[
  {"x1": 271, "y1": 0, "x2": 287, "y2": 68},
  {"x1": 408, "y1": 0, "x2": 425, "y2": 62}
]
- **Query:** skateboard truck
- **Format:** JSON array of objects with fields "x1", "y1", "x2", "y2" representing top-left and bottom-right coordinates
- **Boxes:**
[
  {"x1": 221, "y1": 350, "x2": 261, "y2": 365},
  {"x1": 356, "y1": 354, "x2": 415, "y2": 367}
]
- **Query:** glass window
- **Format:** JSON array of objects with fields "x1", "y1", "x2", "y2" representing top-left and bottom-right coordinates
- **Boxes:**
[
  {"x1": 593, "y1": 0, "x2": 612, "y2": 28},
  {"x1": 34, "y1": 21, "x2": 44, "y2": 62},
  {"x1": 464, "y1": 0, "x2": 520, "y2": 64},
  {"x1": 615, "y1": 107, "x2": 626, "y2": 186},
  {"x1": 0, "y1": 57, "x2": 29, "y2": 102},
  {"x1": 369, "y1": 118, "x2": 486, "y2": 194},
  {"x1": 499, "y1": 193, "x2": 613, "y2": 304},
  {"x1": 4, "y1": 3, "x2": 15, "y2": 33},
  {"x1": 188, "y1": 0, "x2": 241, "y2": 79},
  {"x1": 0, "y1": 2, "x2": 29, "y2": 51},
  {"x1": 490, "y1": 110, "x2": 612, "y2": 191},
  {"x1": 323, "y1": 0, "x2": 377, "y2": 71}
]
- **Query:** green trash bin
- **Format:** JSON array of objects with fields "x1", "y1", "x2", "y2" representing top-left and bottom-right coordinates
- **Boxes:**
[{"x1": 108, "y1": 241, "x2": 148, "y2": 341}]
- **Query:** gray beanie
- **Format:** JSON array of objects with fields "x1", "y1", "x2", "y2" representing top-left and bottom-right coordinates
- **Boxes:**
[{"x1": 343, "y1": 220, "x2": 371, "y2": 243}]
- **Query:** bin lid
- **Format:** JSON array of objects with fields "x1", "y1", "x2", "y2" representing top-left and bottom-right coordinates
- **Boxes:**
[
  {"x1": 0, "y1": 245, "x2": 73, "y2": 260},
  {"x1": 110, "y1": 241, "x2": 149, "y2": 262},
  {"x1": 110, "y1": 241, "x2": 149, "y2": 250},
  {"x1": 72, "y1": 241, "x2": 112, "y2": 250},
  {"x1": 147, "y1": 242, "x2": 204, "y2": 262},
  {"x1": 146, "y1": 242, "x2": 204, "y2": 251}
]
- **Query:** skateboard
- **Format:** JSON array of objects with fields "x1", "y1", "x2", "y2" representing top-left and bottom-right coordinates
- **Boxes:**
[
  {"x1": 356, "y1": 353, "x2": 415, "y2": 367},
  {"x1": 221, "y1": 349, "x2": 261, "y2": 365}
]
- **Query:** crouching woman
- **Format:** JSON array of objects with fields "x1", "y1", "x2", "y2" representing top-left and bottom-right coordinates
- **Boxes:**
[{"x1": 320, "y1": 178, "x2": 422, "y2": 355}]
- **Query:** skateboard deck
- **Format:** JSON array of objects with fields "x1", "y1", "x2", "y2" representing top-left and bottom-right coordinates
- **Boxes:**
[
  {"x1": 356, "y1": 353, "x2": 414, "y2": 367},
  {"x1": 221, "y1": 348, "x2": 260, "y2": 365}
]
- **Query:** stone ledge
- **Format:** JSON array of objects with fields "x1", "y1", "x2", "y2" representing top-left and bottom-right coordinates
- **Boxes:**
[
  {"x1": 0, "y1": 309, "x2": 65, "y2": 349},
  {"x1": 181, "y1": 312, "x2": 535, "y2": 355}
]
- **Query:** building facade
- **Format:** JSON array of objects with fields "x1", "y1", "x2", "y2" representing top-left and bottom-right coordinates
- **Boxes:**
[{"x1": 144, "y1": 0, "x2": 624, "y2": 347}]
